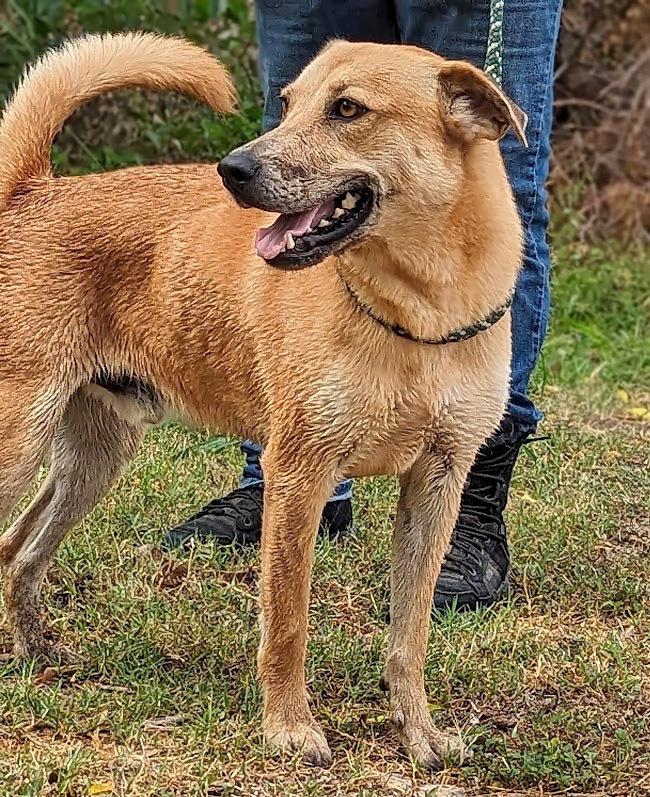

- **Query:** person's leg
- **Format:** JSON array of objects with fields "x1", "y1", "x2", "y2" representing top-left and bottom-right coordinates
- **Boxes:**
[
  {"x1": 164, "y1": 0, "x2": 394, "y2": 550},
  {"x1": 239, "y1": 439, "x2": 264, "y2": 488},
  {"x1": 397, "y1": 0, "x2": 560, "y2": 434},
  {"x1": 394, "y1": 0, "x2": 562, "y2": 608}
]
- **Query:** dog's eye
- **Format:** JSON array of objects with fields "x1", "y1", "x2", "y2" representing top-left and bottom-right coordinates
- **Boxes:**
[{"x1": 330, "y1": 98, "x2": 367, "y2": 121}]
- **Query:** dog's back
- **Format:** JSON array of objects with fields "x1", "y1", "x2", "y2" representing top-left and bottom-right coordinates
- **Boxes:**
[
  {"x1": 0, "y1": 164, "x2": 221, "y2": 374},
  {"x1": 0, "y1": 31, "x2": 238, "y2": 383}
]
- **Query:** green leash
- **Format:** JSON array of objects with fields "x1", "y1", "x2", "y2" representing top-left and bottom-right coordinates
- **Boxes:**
[{"x1": 484, "y1": 0, "x2": 505, "y2": 87}]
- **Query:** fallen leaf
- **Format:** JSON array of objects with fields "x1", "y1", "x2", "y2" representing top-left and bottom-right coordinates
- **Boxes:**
[
  {"x1": 87, "y1": 784, "x2": 114, "y2": 796},
  {"x1": 34, "y1": 667, "x2": 57, "y2": 686},
  {"x1": 617, "y1": 388, "x2": 630, "y2": 404},
  {"x1": 629, "y1": 406, "x2": 648, "y2": 418}
]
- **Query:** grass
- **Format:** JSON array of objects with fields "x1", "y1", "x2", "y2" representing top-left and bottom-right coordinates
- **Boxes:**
[
  {"x1": 1, "y1": 3, "x2": 650, "y2": 795},
  {"x1": 0, "y1": 229, "x2": 648, "y2": 797}
]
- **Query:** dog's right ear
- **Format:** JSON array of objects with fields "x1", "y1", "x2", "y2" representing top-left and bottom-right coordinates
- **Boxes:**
[{"x1": 437, "y1": 60, "x2": 528, "y2": 147}]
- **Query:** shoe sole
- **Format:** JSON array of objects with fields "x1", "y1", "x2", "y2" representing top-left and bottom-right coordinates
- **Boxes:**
[{"x1": 432, "y1": 571, "x2": 511, "y2": 615}]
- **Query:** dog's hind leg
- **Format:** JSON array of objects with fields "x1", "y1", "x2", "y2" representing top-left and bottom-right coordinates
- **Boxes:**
[
  {"x1": 0, "y1": 383, "x2": 66, "y2": 534},
  {"x1": 2, "y1": 389, "x2": 142, "y2": 659},
  {"x1": 383, "y1": 427, "x2": 479, "y2": 770},
  {"x1": 0, "y1": 475, "x2": 57, "y2": 569}
]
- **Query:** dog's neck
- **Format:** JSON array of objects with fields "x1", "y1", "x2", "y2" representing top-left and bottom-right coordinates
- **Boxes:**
[{"x1": 337, "y1": 148, "x2": 522, "y2": 342}]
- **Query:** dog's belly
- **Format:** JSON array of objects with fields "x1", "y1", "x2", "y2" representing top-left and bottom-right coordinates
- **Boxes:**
[{"x1": 86, "y1": 372, "x2": 431, "y2": 476}]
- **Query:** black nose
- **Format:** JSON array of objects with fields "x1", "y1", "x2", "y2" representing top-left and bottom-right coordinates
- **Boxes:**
[{"x1": 218, "y1": 151, "x2": 260, "y2": 187}]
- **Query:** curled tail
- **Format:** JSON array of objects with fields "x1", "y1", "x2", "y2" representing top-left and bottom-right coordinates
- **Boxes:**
[{"x1": 0, "y1": 32, "x2": 237, "y2": 208}]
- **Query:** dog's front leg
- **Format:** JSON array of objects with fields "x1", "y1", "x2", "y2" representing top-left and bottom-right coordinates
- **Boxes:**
[
  {"x1": 384, "y1": 432, "x2": 476, "y2": 769},
  {"x1": 258, "y1": 446, "x2": 336, "y2": 767}
]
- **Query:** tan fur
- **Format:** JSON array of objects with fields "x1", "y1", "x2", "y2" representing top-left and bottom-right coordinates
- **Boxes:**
[{"x1": 0, "y1": 34, "x2": 524, "y2": 768}]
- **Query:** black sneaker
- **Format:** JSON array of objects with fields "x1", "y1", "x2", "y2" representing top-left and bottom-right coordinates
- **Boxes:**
[
  {"x1": 433, "y1": 416, "x2": 538, "y2": 612},
  {"x1": 163, "y1": 485, "x2": 352, "y2": 550}
]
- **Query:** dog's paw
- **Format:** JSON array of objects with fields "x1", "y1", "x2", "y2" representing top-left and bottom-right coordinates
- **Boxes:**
[
  {"x1": 392, "y1": 710, "x2": 465, "y2": 770},
  {"x1": 265, "y1": 720, "x2": 332, "y2": 767}
]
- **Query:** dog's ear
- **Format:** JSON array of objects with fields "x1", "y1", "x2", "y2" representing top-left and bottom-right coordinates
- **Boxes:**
[{"x1": 437, "y1": 61, "x2": 528, "y2": 147}]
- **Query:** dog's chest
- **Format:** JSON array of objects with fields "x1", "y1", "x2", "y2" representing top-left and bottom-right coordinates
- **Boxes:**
[{"x1": 310, "y1": 372, "x2": 459, "y2": 477}]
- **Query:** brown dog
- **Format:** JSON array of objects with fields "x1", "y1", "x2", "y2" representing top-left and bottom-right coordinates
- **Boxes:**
[{"x1": 0, "y1": 32, "x2": 527, "y2": 768}]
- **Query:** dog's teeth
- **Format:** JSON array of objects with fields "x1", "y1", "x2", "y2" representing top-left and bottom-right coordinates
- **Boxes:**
[
  {"x1": 333, "y1": 207, "x2": 345, "y2": 218},
  {"x1": 341, "y1": 192, "x2": 357, "y2": 210},
  {"x1": 285, "y1": 232, "x2": 295, "y2": 250},
  {"x1": 318, "y1": 219, "x2": 331, "y2": 228}
]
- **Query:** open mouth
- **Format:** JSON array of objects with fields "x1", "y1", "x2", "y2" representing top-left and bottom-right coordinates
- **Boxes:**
[{"x1": 255, "y1": 184, "x2": 375, "y2": 269}]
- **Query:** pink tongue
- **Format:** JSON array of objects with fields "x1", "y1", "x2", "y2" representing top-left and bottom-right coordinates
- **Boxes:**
[{"x1": 255, "y1": 199, "x2": 336, "y2": 260}]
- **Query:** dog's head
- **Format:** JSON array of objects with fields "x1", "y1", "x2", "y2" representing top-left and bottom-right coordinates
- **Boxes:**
[{"x1": 218, "y1": 41, "x2": 527, "y2": 270}]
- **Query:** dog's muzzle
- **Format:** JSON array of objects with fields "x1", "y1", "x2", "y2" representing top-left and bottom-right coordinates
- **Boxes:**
[{"x1": 218, "y1": 150, "x2": 378, "y2": 270}]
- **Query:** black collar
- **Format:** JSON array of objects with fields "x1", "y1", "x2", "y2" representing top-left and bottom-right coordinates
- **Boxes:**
[{"x1": 342, "y1": 277, "x2": 513, "y2": 345}]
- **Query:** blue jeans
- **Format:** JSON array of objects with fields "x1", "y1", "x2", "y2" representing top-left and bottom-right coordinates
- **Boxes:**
[{"x1": 241, "y1": 0, "x2": 562, "y2": 500}]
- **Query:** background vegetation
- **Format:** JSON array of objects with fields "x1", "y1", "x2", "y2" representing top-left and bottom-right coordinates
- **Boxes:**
[
  {"x1": 1, "y1": 0, "x2": 648, "y2": 243},
  {"x1": 0, "y1": 2, "x2": 648, "y2": 796}
]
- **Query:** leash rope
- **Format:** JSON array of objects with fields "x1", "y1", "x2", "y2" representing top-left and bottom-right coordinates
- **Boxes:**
[{"x1": 484, "y1": 0, "x2": 505, "y2": 87}]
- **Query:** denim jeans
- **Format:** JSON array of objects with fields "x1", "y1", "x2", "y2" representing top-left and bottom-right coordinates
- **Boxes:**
[{"x1": 240, "y1": 0, "x2": 563, "y2": 500}]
